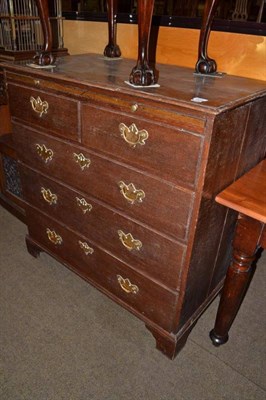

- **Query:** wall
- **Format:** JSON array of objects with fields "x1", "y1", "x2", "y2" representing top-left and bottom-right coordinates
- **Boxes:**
[{"x1": 64, "y1": 20, "x2": 266, "y2": 81}]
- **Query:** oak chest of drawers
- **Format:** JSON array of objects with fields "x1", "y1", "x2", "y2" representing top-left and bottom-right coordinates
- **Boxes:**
[{"x1": 2, "y1": 54, "x2": 266, "y2": 358}]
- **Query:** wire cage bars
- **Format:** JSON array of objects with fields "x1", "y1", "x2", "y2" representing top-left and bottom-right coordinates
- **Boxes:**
[{"x1": 0, "y1": 0, "x2": 67, "y2": 60}]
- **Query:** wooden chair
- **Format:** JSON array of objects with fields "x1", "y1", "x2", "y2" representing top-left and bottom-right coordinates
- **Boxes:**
[
  {"x1": 114, "y1": 0, "x2": 220, "y2": 85},
  {"x1": 36, "y1": 0, "x2": 220, "y2": 83},
  {"x1": 210, "y1": 159, "x2": 266, "y2": 346}
]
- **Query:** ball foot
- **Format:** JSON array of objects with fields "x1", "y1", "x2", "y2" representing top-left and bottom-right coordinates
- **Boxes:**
[
  {"x1": 104, "y1": 44, "x2": 121, "y2": 58},
  {"x1": 33, "y1": 51, "x2": 55, "y2": 66},
  {"x1": 209, "y1": 329, "x2": 229, "y2": 346},
  {"x1": 129, "y1": 63, "x2": 156, "y2": 86},
  {"x1": 195, "y1": 57, "x2": 217, "y2": 75}
]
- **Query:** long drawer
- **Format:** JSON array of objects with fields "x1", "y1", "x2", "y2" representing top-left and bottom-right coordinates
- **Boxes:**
[
  {"x1": 20, "y1": 165, "x2": 186, "y2": 289},
  {"x1": 81, "y1": 104, "x2": 202, "y2": 189},
  {"x1": 26, "y1": 206, "x2": 178, "y2": 332},
  {"x1": 8, "y1": 83, "x2": 79, "y2": 141},
  {"x1": 13, "y1": 122, "x2": 194, "y2": 241}
]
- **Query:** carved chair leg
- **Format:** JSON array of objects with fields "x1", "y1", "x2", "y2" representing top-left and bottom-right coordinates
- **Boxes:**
[
  {"x1": 129, "y1": 0, "x2": 156, "y2": 86},
  {"x1": 195, "y1": 0, "x2": 220, "y2": 74},
  {"x1": 104, "y1": 0, "x2": 121, "y2": 58},
  {"x1": 210, "y1": 215, "x2": 263, "y2": 346},
  {"x1": 34, "y1": 0, "x2": 55, "y2": 66}
]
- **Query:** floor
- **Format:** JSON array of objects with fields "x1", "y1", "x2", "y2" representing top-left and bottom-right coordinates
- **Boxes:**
[{"x1": 0, "y1": 205, "x2": 265, "y2": 400}]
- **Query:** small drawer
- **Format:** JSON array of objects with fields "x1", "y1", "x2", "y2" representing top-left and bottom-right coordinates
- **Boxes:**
[
  {"x1": 81, "y1": 105, "x2": 202, "y2": 189},
  {"x1": 26, "y1": 206, "x2": 178, "y2": 332},
  {"x1": 13, "y1": 122, "x2": 194, "y2": 241},
  {"x1": 20, "y1": 166, "x2": 186, "y2": 290},
  {"x1": 8, "y1": 83, "x2": 79, "y2": 141}
]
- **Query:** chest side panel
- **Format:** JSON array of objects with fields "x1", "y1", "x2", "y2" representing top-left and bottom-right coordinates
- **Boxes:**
[{"x1": 178, "y1": 98, "x2": 266, "y2": 329}]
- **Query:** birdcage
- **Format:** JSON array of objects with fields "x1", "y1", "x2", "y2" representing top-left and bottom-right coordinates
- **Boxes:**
[{"x1": 0, "y1": 0, "x2": 68, "y2": 60}]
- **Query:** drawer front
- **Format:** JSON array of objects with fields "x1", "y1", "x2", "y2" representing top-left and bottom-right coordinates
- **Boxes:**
[
  {"x1": 13, "y1": 123, "x2": 194, "y2": 240},
  {"x1": 20, "y1": 165, "x2": 186, "y2": 289},
  {"x1": 26, "y1": 206, "x2": 177, "y2": 332},
  {"x1": 8, "y1": 83, "x2": 79, "y2": 141},
  {"x1": 82, "y1": 105, "x2": 202, "y2": 188},
  {"x1": 81, "y1": 89, "x2": 206, "y2": 134}
]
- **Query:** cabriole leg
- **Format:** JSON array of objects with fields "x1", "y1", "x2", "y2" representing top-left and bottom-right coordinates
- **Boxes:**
[
  {"x1": 129, "y1": 0, "x2": 156, "y2": 86},
  {"x1": 104, "y1": 0, "x2": 121, "y2": 58},
  {"x1": 34, "y1": 0, "x2": 55, "y2": 66},
  {"x1": 195, "y1": 0, "x2": 220, "y2": 74}
]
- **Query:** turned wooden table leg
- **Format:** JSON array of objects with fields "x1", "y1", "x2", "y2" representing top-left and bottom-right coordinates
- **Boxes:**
[
  {"x1": 34, "y1": 0, "x2": 55, "y2": 66},
  {"x1": 104, "y1": 0, "x2": 121, "y2": 58},
  {"x1": 129, "y1": 0, "x2": 156, "y2": 86},
  {"x1": 210, "y1": 215, "x2": 264, "y2": 346},
  {"x1": 195, "y1": 0, "x2": 219, "y2": 74}
]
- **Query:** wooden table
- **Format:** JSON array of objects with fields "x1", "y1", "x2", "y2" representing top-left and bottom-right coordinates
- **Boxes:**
[{"x1": 210, "y1": 159, "x2": 266, "y2": 346}]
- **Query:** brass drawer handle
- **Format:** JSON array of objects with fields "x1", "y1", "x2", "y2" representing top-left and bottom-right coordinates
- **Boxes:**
[
  {"x1": 46, "y1": 228, "x2": 62, "y2": 245},
  {"x1": 73, "y1": 152, "x2": 91, "y2": 171},
  {"x1": 119, "y1": 123, "x2": 148, "y2": 148},
  {"x1": 76, "y1": 197, "x2": 92, "y2": 214},
  {"x1": 118, "y1": 230, "x2": 142, "y2": 251},
  {"x1": 41, "y1": 187, "x2": 57, "y2": 205},
  {"x1": 118, "y1": 181, "x2": 145, "y2": 204},
  {"x1": 36, "y1": 143, "x2": 53, "y2": 163},
  {"x1": 30, "y1": 96, "x2": 49, "y2": 117},
  {"x1": 78, "y1": 240, "x2": 94, "y2": 255},
  {"x1": 117, "y1": 275, "x2": 139, "y2": 294}
]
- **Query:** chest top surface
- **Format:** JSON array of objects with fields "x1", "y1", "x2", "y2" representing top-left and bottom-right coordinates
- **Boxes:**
[{"x1": 1, "y1": 54, "x2": 266, "y2": 114}]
